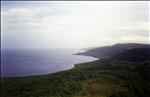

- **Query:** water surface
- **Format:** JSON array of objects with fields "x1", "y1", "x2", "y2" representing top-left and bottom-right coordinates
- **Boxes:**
[{"x1": 1, "y1": 49, "x2": 97, "y2": 77}]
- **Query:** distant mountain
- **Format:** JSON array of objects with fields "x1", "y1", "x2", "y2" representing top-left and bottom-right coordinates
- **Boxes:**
[{"x1": 76, "y1": 43, "x2": 150, "y2": 59}]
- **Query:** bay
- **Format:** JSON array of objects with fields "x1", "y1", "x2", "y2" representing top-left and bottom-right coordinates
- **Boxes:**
[{"x1": 1, "y1": 49, "x2": 97, "y2": 77}]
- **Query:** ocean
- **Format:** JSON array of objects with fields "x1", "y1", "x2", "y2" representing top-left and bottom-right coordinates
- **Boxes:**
[{"x1": 1, "y1": 49, "x2": 97, "y2": 77}]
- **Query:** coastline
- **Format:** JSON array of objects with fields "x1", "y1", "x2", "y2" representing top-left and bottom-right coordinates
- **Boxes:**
[
  {"x1": 2, "y1": 54, "x2": 150, "y2": 97},
  {"x1": 1, "y1": 52, "x2": 98, "y2": 78}
]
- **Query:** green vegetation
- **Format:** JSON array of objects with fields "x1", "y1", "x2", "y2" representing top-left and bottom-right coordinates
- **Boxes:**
[
  {"x1": 76, "y1": 43, "x2": 150, "y2": 59},
  {"x1": 1, "y1": 43, "x2": 150, "y2": 97},
  {"x1": 75, "y1": 79, "x2": 127, "y2": 97},
  {"x1": 1, "y1": 59, "x2": 150, "y2": 97}
]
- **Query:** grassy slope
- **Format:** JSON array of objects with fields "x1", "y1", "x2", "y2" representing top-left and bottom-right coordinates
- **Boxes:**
[{"x1": 1, "y1": 59, "x2": 150, "y2": 97}]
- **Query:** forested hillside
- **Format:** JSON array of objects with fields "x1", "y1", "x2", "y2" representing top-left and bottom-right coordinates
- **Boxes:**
[
  {"x1": 76, "y1": 43, "x2": 150, "y2": 59},
  {"x1": 1, "y1": 43, "x2": 150, "y2": 97}
]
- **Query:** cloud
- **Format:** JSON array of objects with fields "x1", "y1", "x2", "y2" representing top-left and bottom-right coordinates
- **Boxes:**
[
  {"x1": 116, "y1": 35, "x2": 148, "y2": 43},
  {"x1": 1, "y1": 1, "x2": 149, "y2": 49}
]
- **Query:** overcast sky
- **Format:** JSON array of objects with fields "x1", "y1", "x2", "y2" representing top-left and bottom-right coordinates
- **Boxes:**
[{"x1": 1, "y1": 1, "x2": 149, "y2": 49}]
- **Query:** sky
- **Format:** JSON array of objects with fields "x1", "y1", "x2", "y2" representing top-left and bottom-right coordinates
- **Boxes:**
[{"x1": 1, "y1": 1, "x2": 149, "y2": 49}]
